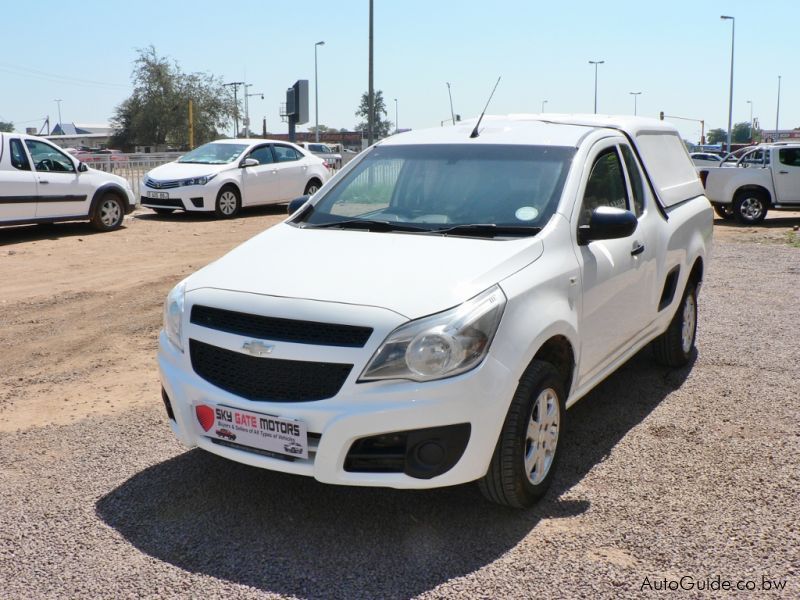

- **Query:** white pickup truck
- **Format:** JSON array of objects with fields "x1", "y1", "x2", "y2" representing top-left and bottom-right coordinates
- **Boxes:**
[
  {"x1": 157, "y1": 115, "x2": 712, "y2": 507},
  {"x1": 700, "y1": 143, "x2": 800, "y2": 223}
]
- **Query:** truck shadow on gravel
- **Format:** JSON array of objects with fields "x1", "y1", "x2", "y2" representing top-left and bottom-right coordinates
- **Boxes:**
[
  {"x1": 0, "y1": 221, "x2": 128, "y2": 245},
  {"x1": 96, "y1": 350, "x2": 693, "y2": 599}
]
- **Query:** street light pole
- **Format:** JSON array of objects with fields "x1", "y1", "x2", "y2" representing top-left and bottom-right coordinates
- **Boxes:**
[
  {"x1": 446, "y1": 82, "x2": 455, "y2": 125},
  {"x1": 746, "y1": 99, "x2": 753, "y2": 142},
  {"x1": 246, "y1": 90, "x2": 264, "y2": 138},
  {"x1": 394, "y1": 98, "x2": 398, "y2": 134},
  {"x1": 367, "y1": 0, "x2": 374, "y2": 146},
  {"x1": 541, "y1": 99, "x2": 548, "y2": 113},
  {"x1": 588, "y1": 60, "x2": 604, "y2": 113},
  {"x1": 721, "y1": 15, "x2": 735, "y2": 154},
  {"x1": 54, "y1": 99, "x2": 63, "y2": 132},
  {"x1": 775, "y1": 75, "x2": 781, "y2": 139},
  {"x1": 314, "y1": 41, "x2": 325, "y2": 142},
  {"x1": 629, "y1": 91, "x2": 642, "y2": 116}
]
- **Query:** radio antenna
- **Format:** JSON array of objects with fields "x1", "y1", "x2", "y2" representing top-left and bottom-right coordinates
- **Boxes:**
[{"x1": 470, "y1": 76, "x2": 502, "y2": 138}]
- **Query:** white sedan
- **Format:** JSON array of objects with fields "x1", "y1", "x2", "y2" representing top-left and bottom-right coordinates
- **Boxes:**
[{"x1": 141, "y1": 139, "x2": 331, "y2": 218}]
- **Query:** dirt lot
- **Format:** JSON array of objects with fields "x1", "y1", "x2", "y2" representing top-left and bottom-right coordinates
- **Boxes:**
[{"x1": 1, "y1": 207, "x2": 798, "y2": 598}]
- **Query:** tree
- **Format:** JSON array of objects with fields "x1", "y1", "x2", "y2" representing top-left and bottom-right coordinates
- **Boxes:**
[
  {"x1": 308, "y1": 125, "x2": 339, "y2": 134},
  {"x1": 732, "y1": 121, "x2": 754, "y2": 143},
  {"x1": 0, "y1": 121, "x2": 13, "y2": 132},
  {"x1": 111, "y1": 46, "x2": 234, "y2": 150},
  {"x1": 706, "y1": 128, "x2": 727, "y2": 145},
  {"x1": 354, "y1": 90, "x2": 393, "y2": 139}
]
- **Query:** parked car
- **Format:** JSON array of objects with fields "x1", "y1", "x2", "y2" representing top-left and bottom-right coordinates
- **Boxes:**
[
  {"x1": 690, "y1": 152, "x2": 723, "y2": 168},
  {"x1": 157, "y1": 115, "x2": 712, "y2": 508},
  {"x1": 140, "y1": 139, "x2": 330, "y2": 218},
  {"x1": 0, "y1": 133, "x2": 137, "y2": 231},
  {"x1": 699, "y1": 142, "x2": 800, "y2": 223},
  {"x1": 298, "y1": 142, "x2": 342, "y2": 169}
]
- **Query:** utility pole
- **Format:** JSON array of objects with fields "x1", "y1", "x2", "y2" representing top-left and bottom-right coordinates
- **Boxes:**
[
  {"x1": 775, "y1": 75, "x2": 782, "y2": 139},
  {"x1": 315, "y1": 41, "x2": 325, "y2": 142},
  {"x1": 53, "y1": 99, "x2": 63, "y2": 132},
  {"x1": 721, "y1": 15, "x2": 735, "y2": 153},
  {"x1": 224, "y1": 82, "x2": 245, "y2": 138},
  {"x1": 245, "y1": 87, "x2": 263, "y2": 139},
  {"x1": 588, "y1": 61, "x2": 604, "y2": 113},
  {"x1": 394, "y1": 98, "x2": 398, "y2": 134},
  {"x1": 367, "y1": 0, "x2": 374, "y2": 146},
  {"x1": 446, "y1": 82, "x2": 456, "y2": 125},
  {"x1": 541, "y1": 99, "x2": 548, "y2": 113},
  {"x1": 188, "y1": 99, "x2": 194, "y2": 149}
]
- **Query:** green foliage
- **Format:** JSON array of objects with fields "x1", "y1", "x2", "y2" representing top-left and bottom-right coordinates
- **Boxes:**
[
  {"x1": 732, "y1": 121, "x2": 754, "y2": 143},
  {"x1": 111, "y1": 46, "x2": 234, "y2": 150},
  {"x1": 0, "y1": 121, "x2": 13, "y2": 132},
  {"x1": 354, "y1": 90, "x2": 393, "y2": 139},
  {"x1": 706, "y1": 128, "x2": 727, "y2": 145}
]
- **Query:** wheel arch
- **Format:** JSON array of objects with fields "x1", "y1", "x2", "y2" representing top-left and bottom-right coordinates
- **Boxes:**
[
  {"x1": 733, "y1": 184, "x2": 772, "y2": 206},
  {"x1": 89, "y1": 183, "x2": 129, "y2": 215},
  {"x1": 530, "y1": 334, "x2": 576, "y2": 398}
]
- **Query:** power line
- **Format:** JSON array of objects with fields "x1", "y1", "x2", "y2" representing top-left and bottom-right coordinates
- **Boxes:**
[{"x1": 0, "y1": 62, "x2": 129, "y2": 90}]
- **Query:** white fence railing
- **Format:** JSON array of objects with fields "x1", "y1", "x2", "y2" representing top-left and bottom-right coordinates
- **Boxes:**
[{"x1": 84, "y1": 153, "x2": 182, "y2": 198}]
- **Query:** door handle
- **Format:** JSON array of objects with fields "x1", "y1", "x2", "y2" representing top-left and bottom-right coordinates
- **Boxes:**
[
  {"x1": 631, "y1": 242, "x2": 645, "y2": 256},
  {"x1": 778, "y1": 170, "x2": 789, "y2": 174},
  {"x1": 40, "y1": 180, "x2": 49, "y2": 184}
]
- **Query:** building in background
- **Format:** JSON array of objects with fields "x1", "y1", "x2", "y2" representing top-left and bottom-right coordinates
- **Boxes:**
[{"x1": 46, "y1": 123, "x2": 113, "y2": 149}]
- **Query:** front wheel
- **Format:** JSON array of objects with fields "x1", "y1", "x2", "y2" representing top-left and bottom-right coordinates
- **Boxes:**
[
  {"x1": 733, "y1": 191, "x2": 768, "y2": 225},
  {"x1": 215, "y1": 186, "x2": 241, "y2": 218},
  {"x1": 90, "y1": 193, "x2": 125, "y2": 231},
  {"x1": 652, "y1": 283, "x2": 697, "y2": 367},
  {"x1": 479, "y1": 361, "x2": 565, "y2": 508},
  {"x1": 304, "y1": 180, "x2": 322, "y2": 195}
]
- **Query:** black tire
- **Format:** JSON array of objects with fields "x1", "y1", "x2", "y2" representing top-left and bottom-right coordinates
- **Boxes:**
[
  {"x1": 215, "y1": 185, "x2": 241, "y2": 218},
  {"x1": 90, "y1": 193, "x2": 125, "y2": 231},
  {"x1": 652, "y1": 283, "x2": 697, "y2": 367},
  {"x1": 733, "y1": 190, "x2": 768, "y2": 225},
  {"x1": 713, "y1": 204, "x2": 735, "y2": 220},
  {"x1": 479, "y1": 360, "x2": 565, "y2": 508},
  {"x1": 304, "y1": 179, "x2": 322, "y2": 196},
  {"x1": 152, "y1": 208, "x2": 175, "y2": 215}
]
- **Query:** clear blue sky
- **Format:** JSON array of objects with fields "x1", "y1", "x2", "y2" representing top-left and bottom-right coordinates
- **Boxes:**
[{"x1": 1, "y1": 0, "x2": 796, "y2": 143}]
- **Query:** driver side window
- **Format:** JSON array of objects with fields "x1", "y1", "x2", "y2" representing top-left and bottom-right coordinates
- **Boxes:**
[
  {"x1": 24, "y1": 140, "x2": 75, "y2": 173},
  {"x1": 579, "y1": 148, "x2": 628, "y2": 226}
]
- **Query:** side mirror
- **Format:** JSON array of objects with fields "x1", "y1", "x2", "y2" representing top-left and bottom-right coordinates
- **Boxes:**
[
  {"x1": 578, "y1": 206, "x2": 638, "y2": 245},
  {"x1": 78, "y1": 162, "x2": 88, "y2": 173},
  {"x1": 241, "y1": 158, "x2": 259, "y2": 168},
  {"x1": 287, "y1": 195, "x2": 310, "y2": 215}
]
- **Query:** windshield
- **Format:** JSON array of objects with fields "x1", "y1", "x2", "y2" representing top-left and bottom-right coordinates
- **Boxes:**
[
  {"x1": 178, "y1": 142, "x2": 249, "y2": 164},
  {"x1": 296, "y1": 144, "x2": 574, "y2": 236}
]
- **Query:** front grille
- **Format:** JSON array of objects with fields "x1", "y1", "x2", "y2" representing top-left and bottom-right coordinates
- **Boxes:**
[
  {"x1": 190, "y1": 339, "x2": 352, "y2": 402},
  {"x1": 145, "y1": 177, "x2": 180, "y2": 189},
  {"x1": 141, "y1": 197, "x2": 184, "y2": 208},
  {"x1": 191, "y1": 305, "x2": 373, "y2": 347}
]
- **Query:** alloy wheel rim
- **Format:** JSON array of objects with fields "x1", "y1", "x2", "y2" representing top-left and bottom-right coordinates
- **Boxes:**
[
  {"x1": 220, "y1": 192, "x2": 237, "y2": 215},
  {"x1": 524, "y1": 388, "x2": 560, "y2": 485},
  {"x1": 307, "y1": 185, "x2": 319, "y2": 194},
  {"x1": 682, "y1": 293, "x2": 696, "y2": 354},
  {"x1": 741, "y1": 197, "x2": 763, "y2": 220},
  {"x1": 100, "y1": 200, "x2": 121, "y2": 227}
]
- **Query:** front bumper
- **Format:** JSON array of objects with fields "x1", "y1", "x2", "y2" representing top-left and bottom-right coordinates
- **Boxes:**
[{"x1": 158, "y1": 293, "x2": 517, "y2": 489}]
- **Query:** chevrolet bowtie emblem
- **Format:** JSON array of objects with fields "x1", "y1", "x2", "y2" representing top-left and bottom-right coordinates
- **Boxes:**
[{"x1": 242, "y1": 341, "x2": 274, "y2": 357}]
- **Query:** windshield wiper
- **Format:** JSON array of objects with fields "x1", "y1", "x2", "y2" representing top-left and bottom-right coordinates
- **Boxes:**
[
  {"x1": 302, "y1": 219, "x2": 430, "y2": 233},
  {"x1": 431, "y1": 223, "x2": 542, "y2": 238}
]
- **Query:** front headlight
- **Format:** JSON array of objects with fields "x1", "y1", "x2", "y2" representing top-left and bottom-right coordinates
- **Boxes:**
[
  {"x1": 163, "y1": 281, "x2": 186, "y2": 352},
  {"x1": 181, "y1": 174, "x2": 216, "y2": 186},
  {"x1": 359, "y1": 285, "x2": 506, "y2": 382}
]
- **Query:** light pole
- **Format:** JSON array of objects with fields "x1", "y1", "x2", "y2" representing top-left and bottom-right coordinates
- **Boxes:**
[
  {"x1": 589, "y1": 60, "x2": 604, "y2": 113},
  {"x1": 314, "y1": 40, "x2": 325, "y2": 142},
  {"x1": 775, "y1": 75, "x2": 782, "y2": 140},
  {"x1": 629, "y1": 91, "x2": 642, "y2": 116},
  {"x1": 394, "y1": 98, "x2": 398, "y2": 134},
  {"x1": 446, "y1": 82, "x2": 456, "y2": 125},
  {"x1": 246, "y1": 89, "x2": 264, "y2": 138},
  {"x1": 746, "y1": 99, "x2": 753, "y2": 142},
  {"x1": 54, "y1": 99, "x2": 63, "y2": 132},
  {"x1": 541, "y1": 99, "x2": 548, "y2": 113},
  {"x1": 721, "y1": 15, "x2": 735, "y2": 154}
]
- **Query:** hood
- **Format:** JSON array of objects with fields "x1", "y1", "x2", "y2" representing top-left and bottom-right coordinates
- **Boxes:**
[
  {"x1": 186, "y1": 223, "x2": 544, "y2": 319},
  {"x1": 146, "y1": 161, "x2": 233, "y2": 180}
]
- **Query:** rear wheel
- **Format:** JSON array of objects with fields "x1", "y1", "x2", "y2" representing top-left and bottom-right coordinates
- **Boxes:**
[
  {"x1": 90, "y1": 193, "x2": 124, "y2": 231},
  {"x1": 652, "y1": 283, "x2": 697, "y2": 367},
  {"x1": 733, "y1": 190, "x2": 768, "y2": 224},
  {"x1": 304, "y1": 180, "x2": 322, "y2": 195},
  {"x1": 479, "y1": 361, "x2": 565, "y2": 508},
  {"x1": 215, "y1": 186, "x2": 241, "y2": 218}
]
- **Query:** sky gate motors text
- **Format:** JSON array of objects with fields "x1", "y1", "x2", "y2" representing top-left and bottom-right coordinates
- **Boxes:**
[{"x1": 215, "y1": 408, "x2": 301, "y2": 437}]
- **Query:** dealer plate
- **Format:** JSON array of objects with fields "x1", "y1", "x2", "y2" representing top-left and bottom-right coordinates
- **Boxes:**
[
  {"x1": 194, "y1": 403, "x2": 308, "y2": 459},
  {"x1": 147, "y1": 191, "x2": 170, "y2": 199}
]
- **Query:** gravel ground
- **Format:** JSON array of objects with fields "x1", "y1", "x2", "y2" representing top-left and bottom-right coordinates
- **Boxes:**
[{"x1": 1, "y1": 217, "x2": 799, "y2": 598}]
